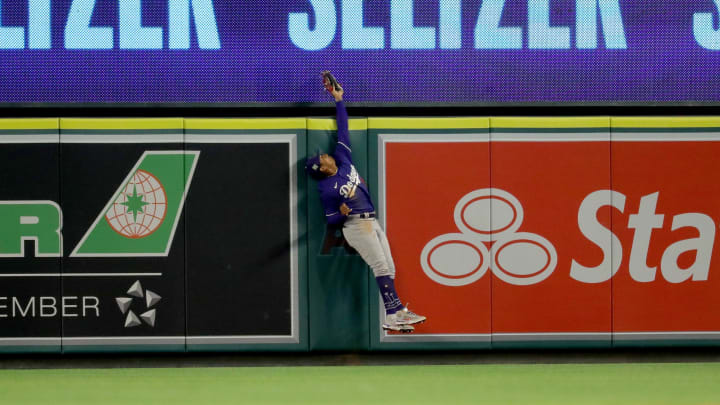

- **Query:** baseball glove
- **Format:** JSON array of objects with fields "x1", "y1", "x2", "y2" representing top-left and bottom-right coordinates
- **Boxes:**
[{"x1": 321, "y1": 70, "x2": 342, "y2": 93}]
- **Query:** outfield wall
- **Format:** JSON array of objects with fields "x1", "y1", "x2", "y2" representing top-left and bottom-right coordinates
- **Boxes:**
[{"x1": 1, "y1": 116, "x2": 719, "y2": 353}]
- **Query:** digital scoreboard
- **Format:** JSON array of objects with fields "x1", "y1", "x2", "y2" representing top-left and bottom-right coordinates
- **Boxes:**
[{"x1": 0, "y1": 0, "x2": 717, "y2": 104}]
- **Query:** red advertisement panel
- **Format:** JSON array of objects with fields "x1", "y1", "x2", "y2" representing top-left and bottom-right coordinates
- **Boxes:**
[
  {"x1": 383, "y1": 132, "x2": 719, "y2": 341},
  {"x1": 490, "y1": 140, "x2": 612, "y2": 336},
  {"x1": 612, "y1": 140, "x2": 720, "y2": 333},
  {"x1": 384, "y1": 140, "x2": 490, "y2": 335}
]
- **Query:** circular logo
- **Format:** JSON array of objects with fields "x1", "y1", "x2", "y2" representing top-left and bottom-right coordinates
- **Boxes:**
[
  {"x1": 420, "y1": 233, "x2": 490, "y2": 287},
  {"x1": 453, "y1": 188, "x2": 524, "y2": 242},
  {"x1": 490, "y1": 232, "x2": 557, "y2": 286},
  {"x1": 105, "y1": 170, "x2": 168, "y2": 239}
]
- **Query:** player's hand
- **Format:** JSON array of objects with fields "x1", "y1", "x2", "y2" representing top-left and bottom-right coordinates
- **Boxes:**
[
  {"x1": 340, "y1": 203, "x2": 352, "y2": 216},
  {"x1": 322, "y1": 71, "x2": 344, "y2": 101},
  {"x1": 332, "y1": 85, "x2": 344, "y2": 102}
]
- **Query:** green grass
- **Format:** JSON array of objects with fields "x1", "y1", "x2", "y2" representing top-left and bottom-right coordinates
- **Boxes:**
[{"x1": 0, "y1": 363, "x2": 719, "y2": 404}]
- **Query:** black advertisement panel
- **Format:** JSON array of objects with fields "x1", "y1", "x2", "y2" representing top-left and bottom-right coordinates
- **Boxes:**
[
  {"x1": 59, "y1": 121, "x2": 189, "y2": 351},
  {"x1": 0, "y1": 123, "x2": 61, "y2": 352},
  {"x1": 184, "y1": 133, "x2": 298, "y2": 344}
]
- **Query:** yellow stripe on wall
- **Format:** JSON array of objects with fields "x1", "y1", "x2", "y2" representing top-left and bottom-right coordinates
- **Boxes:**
[
  {"x1": 307, "y1": 118, "x2": 367, "y2": 131},
  {"x1": 368, "y1": 117, "x2": 489, "y2": 129},
  {"x1": 491, "y1": 117, "x2": 609, "y2": 128},
  {"x1": 612, "y1": 117, "x2": 720, "y2": 128},
  {"x1": 60, "y1": 118, "x2": 184, "y2": 130},
  {"x1": 20, "y1": 116, "x2": 720, "y2": 132},
  {"x1": 185, "y1": 118, "x2": 306, "y2": 130},
  {"x1": 0, "y1": 118, "x2": 58, "y2": 130}
]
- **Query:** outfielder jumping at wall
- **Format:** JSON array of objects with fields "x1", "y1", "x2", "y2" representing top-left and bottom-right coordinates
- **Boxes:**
[{"x1": 306, "y1": 71, "x2": 426, "y2": 333}]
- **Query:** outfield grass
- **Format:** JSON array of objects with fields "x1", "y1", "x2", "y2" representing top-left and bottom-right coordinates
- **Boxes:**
[{"x1": 0, "y1": 363, "x2": 718, "y2": 404}]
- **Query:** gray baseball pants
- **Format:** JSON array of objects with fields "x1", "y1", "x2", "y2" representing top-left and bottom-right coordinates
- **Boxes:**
[{"x1": 342, "y1": 216, "x2": 396, "y2": 278}]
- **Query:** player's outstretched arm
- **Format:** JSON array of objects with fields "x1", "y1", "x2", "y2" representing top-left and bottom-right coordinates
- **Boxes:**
[
  {"x1": 322, "y1": 71, "x2": 351, "y2": 161},
  {"x1": 334, "y1": 88, "x2": 351, "y2": 162}
]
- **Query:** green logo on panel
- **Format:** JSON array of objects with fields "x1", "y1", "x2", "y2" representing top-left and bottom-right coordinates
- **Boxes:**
[
  {"x1": 71, "y1": 151, "x2": 199, "y2": 257},
  {"x1": 106, "y1": 169, "x2": 167, "y2": 239}
]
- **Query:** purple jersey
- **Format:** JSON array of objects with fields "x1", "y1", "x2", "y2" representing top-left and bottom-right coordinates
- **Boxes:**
[{"x1": 317, "y1": 101, "x2": 375, "y2": 225}]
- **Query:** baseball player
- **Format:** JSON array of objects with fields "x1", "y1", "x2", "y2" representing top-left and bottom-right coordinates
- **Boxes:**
[{"x1": 306, "y1": 72, "x2": 426, "y2": 333}]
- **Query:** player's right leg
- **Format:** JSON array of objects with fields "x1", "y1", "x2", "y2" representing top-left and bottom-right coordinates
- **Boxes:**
[
  {"x1": 342, "y1": 217, "x2": 393, "y2": 277},
  {"x1": 343, "y1": 217, "x2": 409, "y2": 331},
  {"x1": 372, "y1": 220, "x2": 397, "y2": 279},
  {"x1": 370, "y1": 220, "x2": 427, "y2": 326}
]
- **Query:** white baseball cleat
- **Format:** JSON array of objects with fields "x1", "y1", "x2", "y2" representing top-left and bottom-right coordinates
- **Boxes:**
[
  {"x1": 382, "y1": 323, "x2": 414, "y2": 333},
  {"x1": 394, "y1": 305, "x2": 427, "y2": 326},
  {"x1": 382, "y1": 313, "x2": 415, "y2": 333}
]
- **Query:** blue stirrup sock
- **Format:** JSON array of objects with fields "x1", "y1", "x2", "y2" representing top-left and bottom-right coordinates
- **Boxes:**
[{"x1": 376, "y1": 275, "x2": 404, "y2": 315}]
